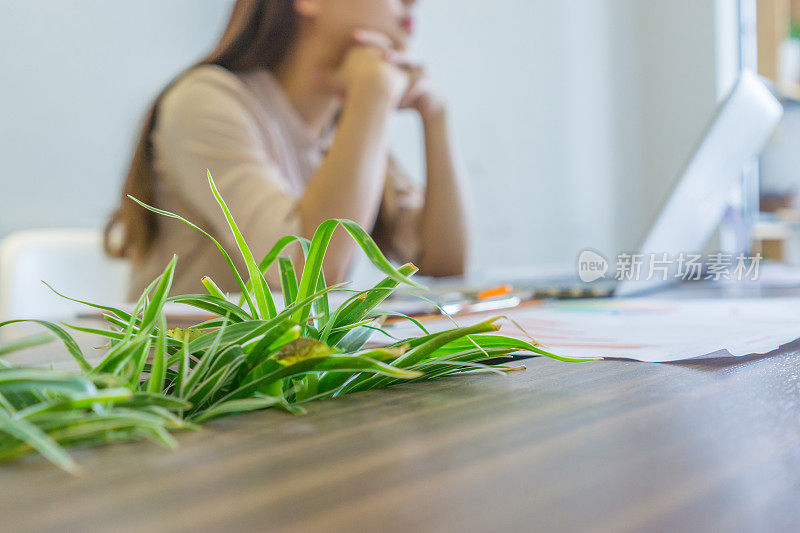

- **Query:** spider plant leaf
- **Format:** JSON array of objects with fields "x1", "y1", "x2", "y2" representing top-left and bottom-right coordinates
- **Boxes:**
[
  {"x1": 268, "y1": 324, "x2": 303, "y2": 353},
  {"x1": 312, "y1": 270, "x2": 330, "y2": 331},
  {"x1": 393, "y1": 318, "x2": 503, "y2": 368},
  {"x1": 186, "y1": 363, "x2": 239, "y2": 409},
  {"x1": 411, "y1": 348, "x2": 515, "y2": 379},
  {"x1": 317, "y1": 346, "x2": 407, "y2": 392},
  {"x1": 14, "y1": 388, "x2": 134, "y2": 419},
  {"x1": 41, "y1": 281, "x2": 133, "y2": 323},
  {"x1": 0, "y1": 369, "x2": 97, "y2": 395},
  {"x1": 92, "y1": 335, "x2": 149, "y2": 376},
  {"x1": 189, "y1": 396, "x2": 284, "y2": 424},
  {"x1": 64, "y1": 324, "x2": 182, "y2": 354},
  {"x1": 186, "y1": 318, "x2": 228, "y2": 329},
  {"x1": 184, "y1": 317, "x2": 231, "y2": 394},
  {"x1": 176, "y1": 338, "x2": 190, "y2": 399},
  {"x1": 120, "y1": 393, "x2": 192, "y2": 411},
  {"x1": 147, "y1": 314, "x2": 168, "y2": 394},
  {"x1": 166, "y1": 328, "x2": 207, "y2": 344},
  {"x1": 425, "y1": 334, "x2": 524, "y2": 356},
  {"x1": 370, "y1": 309, "x2": 430, "y2": 335},
  {"x1": 0, "y1": 333, "x2": 54, "y2": 358},
  {"x1": 206, "y1": 345, "x2": 246, "y2": 378},
  {"x1": 259, "y1": 234, "x2": 312, "y2": 274},
  {"x1": 273, "y1": 338, "x2": 336, "y2": 367},
  {"x1": 139, "y1": 255, "x2": 177, "y2": 332},
  {"x1": 341, "y1": 319, "x2": 504, "y2": 394},
  {"x1": 237, "y1": 323, "x2": 300, "y2": 382},
  {"x1": 328, "y1": 263, "x2": 419, "y2": 344},
  {"x1": 166, "y1": 295, "x2": 250, "y2": 323},
  {"x1": 186, "y1": 320, "x2": 268, "y2": 356},
  {"x1": 293, "y1": 221, "x2": 423, "y2": 328},
  {"x1": 127, "y1": 194, "x2": 259, "y2": 322},
  {"x1": 102, "y1": 314, "x2": 134, "y2": 336},
  {"x1": 186, "y1": 282, "x2": 339, "y2": 355},
  {"x1": 121, "y1": 274, "x2": 163, "y2": 333},
  {"x1": 242, "y1": 320, "x2": 298, "y2": 357},
  {"x1": 292, "y1": 221, "x2": 336, "y2": 326},
  {"x1": 219, "y1": 354, "x2": 422, "y2": 403},
  {"x1": 335, "y1": 220, "x2": 425, "y2": 290},
  {"x1": 200, "y1": 276, "x2": 227, "y2": 300},
  {"x1": 279, "y1": 257, "x2": 298, "y2": 308},
  {"x1": 125, "y1": 338, "x2": 153, "y2": 387},
  {"x1": 0, "y1": 413, "x2": 79, "y2": 474},
  {"x1": 319, "y1": 266, "x2": 417, "y2": 347},
  {"x1": 137, "y1": 425, "x2": 179, "y2": 450},
  {"x1": 240, "y1": 335, "x2": 328, "y2": 392},
  {"x1": 67, "y1": 323, "x2": 126, "y2": 341},
  {"x1": 431, "y1": 334, "x2": 597, "y2": 363},
  {"x1": 236, "y1": 234, "x2": 311, "y2": 308},
  {"x1": 207, "y1": 170, "x2": 277, "y2": 320},
  {"x1": 0, "y1": 391, "x2": 16, "y2": 413},
  {"x1": 410, "y1": 360, "x2": 509, "y2": 381},
  {"x1": 334, "y1": 323, "x2": 378, "y2": 353},
  {"x1": 0, "y1": 320, "x2": 91, "y2": 372}
]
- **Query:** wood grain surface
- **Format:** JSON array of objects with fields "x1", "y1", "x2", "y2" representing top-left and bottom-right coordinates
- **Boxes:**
[{"x1": 1, "y1": 315, "x2": 800, "y2": 532}]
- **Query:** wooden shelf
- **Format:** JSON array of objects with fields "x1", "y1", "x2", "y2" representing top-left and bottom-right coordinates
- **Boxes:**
[{"x1": 758, "y1": 0, "x2": 791, "y2": 81}]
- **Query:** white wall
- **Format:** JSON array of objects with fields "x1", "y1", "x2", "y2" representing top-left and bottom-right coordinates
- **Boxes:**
[
  {"x1": 393, "y1": 0, "x2": 619, "y2": 270},
  {"x1": 631, "y1": 0, "x2": 740, "y2": 249},
  {"x1": 0, "y1": 0, "x2": 233, "y2": 236},
  {"x1": 1, "y1": 0, "x2": 740, "y2": 278},
  {"x1": 393, "y1": 0, "x2": 740, "y2": 271}
]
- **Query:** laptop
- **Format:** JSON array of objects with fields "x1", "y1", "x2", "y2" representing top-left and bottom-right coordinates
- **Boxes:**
[{"x1": 425, "y1": 70, "x2": 783, "y2": 311}]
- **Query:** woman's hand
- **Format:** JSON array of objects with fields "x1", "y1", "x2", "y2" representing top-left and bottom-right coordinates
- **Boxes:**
[
  {"x1": 317, "y1": 30, "x2": 410, "y2": 107},
  {"x1": 350, "y1": 30, "x2": 446, "y2": 120},
  {"x1": 396, "y1": 64, "x2": 446, "y2": 121},
  {"x1": 316, "y1": 29, "x2": 446, "y2": 119}
]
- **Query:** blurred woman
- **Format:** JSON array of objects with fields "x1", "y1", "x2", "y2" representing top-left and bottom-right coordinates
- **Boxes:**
[{"x1": 106, "y1": 0, "x2": 470, "y2": 299}]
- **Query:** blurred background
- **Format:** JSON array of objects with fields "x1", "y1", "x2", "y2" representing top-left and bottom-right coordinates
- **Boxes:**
[{"x1": 2, "y1": 0, "x2": 800, "y2": 316}]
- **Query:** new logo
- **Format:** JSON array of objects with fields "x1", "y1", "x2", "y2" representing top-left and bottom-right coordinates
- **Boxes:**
[{"x1": 577, "y1": 249, "x2": 609, "y2": 283}]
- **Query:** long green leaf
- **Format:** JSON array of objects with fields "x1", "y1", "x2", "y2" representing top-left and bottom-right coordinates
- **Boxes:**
[
  {"x1": 0, "y1": 369, "x2": 97, "y2": 396},
  {"x1": 237, "y1": 234, "x2": 312, "y2": 308},
  {"x1": 201, "y1": 276, "x2": 228, "y2": 300},
  {"x1": 341, "y1": 319, "x2": 503, "y2": 394},
  {"x1": 328, "y1": 263, "x2": 419, "y2": 345},
  {"x1": 279, "y1": 257, "x2": 299, "y2": 308},
  {"x1": 127, "y1": 195, "x2": 259, "y2": 325},
  {"x1": 147, "y1": 314, "x2": 168, "y2": 394},
  {"x1": 140, "y1": 256, "x2": 177, "y2": 331},
  {"x1": 292, "y1": 221, "x2": 424, "y2": 327},
  {"x1": 42, "y1": 281, "x2": 133, "y2": 323},
  {"x1": 167, "y1": 295, "x2": 250, "y2": 323},
  {"x1": 0, "y1": 334, "x2": 54, "y2": 358},
  {"x1": 14, "y1": 388, "x2": 133, "y2": 419},
  {"x1": 189, "y1": 396, "x2": 283, "y2": 424},
  {"x1": 218, "y1": 355, "x2": 422, "y2": 403},
  {"x1": 0, "y1": 413, "x2": 79, "y2": 474},
  {"x1": 430, "y1": 334, "x2": 597, "y2": 363},
  {"x1": 207, "y1": 170, "x2": 277, "y2": 320},
  {"x1": 0, "y1": 321, "x2": 91, "y2": 372}
]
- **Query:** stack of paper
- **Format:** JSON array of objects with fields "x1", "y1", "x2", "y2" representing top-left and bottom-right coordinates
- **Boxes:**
[{"x1": 382, "y1": 297, "x2": 800, "y2": 362}]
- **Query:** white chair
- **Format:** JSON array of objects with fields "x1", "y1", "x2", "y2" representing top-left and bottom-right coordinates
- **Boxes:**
[{"x1": 0, "y1": 229, "x2": 130, "y2": 321}]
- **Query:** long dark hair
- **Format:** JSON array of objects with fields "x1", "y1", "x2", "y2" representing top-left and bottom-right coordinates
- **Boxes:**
[{"x1": 104, "y1": 0, "x2": 298, "y2": 260}]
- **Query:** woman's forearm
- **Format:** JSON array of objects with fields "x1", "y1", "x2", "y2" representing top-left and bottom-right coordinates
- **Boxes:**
[
  {"x1": 418, "y1": 110, "x2": 470, "y2": 276},
  {"x1": 297, "y1": 82, "x2": 395, "y2": 282}
]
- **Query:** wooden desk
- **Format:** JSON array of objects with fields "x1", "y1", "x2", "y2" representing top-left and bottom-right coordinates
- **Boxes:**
[{"x1": 2, "y1": 316, "x2": 800, "y2": 531}]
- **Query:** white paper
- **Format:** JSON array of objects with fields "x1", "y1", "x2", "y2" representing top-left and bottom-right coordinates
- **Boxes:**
[{"x1": 380, "y1": 297, "x2": 800, "y2": 362}]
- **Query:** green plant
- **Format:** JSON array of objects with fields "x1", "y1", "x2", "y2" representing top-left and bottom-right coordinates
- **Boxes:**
[{"x1": 0, "y1": 171, "x2": 593, "y2": 473}]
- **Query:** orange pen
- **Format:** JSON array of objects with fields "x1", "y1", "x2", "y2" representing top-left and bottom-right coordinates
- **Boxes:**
[{"x1": 477, "y1": 284, "x2": 514, "y2": 301}]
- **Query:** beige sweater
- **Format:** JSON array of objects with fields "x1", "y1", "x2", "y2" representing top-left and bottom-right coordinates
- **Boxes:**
[{"x1": 129, "y1": 65, "x2": 422, "y2": 300}]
